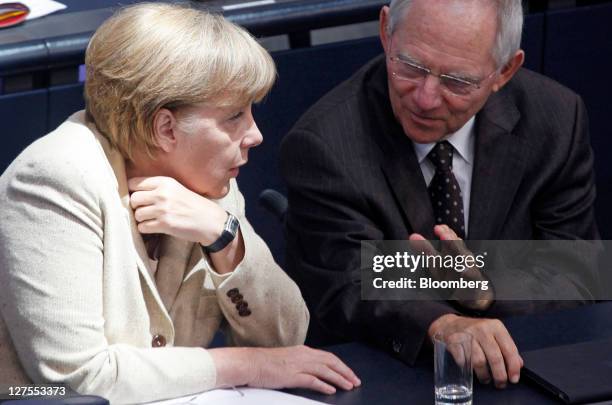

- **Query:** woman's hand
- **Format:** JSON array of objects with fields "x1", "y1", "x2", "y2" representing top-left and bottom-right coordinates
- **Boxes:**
[
  {"x1": 209, "y1": 345, "x2": 361, "y2": 394},
  {"x1": 128, "y1": 176, "x2": 244, "y2": 273},
  {"x1": 128, "y1": 176, "x2": 227, "y2": 246}
]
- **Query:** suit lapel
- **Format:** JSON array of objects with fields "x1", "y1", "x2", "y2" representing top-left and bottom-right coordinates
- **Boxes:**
[
  {"x1": 380, "y1": 137, "x2": 436, "y2": 239},
  {"x1": 468, "y1": 89, "x2": 526, "y2": 240},
  {"x1": 367, "y1": 59, "x2": 436, "y2": 238}
]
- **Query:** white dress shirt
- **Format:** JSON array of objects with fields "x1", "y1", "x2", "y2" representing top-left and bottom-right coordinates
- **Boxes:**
[{"x1": 412, "y1": 117, "x2": 475, "y2": 236}]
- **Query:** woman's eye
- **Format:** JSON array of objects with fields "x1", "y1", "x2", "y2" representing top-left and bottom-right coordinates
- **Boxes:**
[{"x1": 229, "y1": 111, "x2": 244, "y2": 121}]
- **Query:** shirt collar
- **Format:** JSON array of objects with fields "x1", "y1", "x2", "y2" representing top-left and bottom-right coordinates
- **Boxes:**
[{"x1": 412, "y1": 116, "x2": 475, "y2": 164}]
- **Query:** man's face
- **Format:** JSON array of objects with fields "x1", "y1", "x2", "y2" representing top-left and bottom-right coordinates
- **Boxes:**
[{"x1": 382, "y1": 1, "x2": 502, "y2": 144}]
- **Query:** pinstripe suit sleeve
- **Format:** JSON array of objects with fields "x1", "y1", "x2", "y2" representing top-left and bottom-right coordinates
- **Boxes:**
[{"x1": 281, "y1": 127, "x2": 456, "y2": 365}]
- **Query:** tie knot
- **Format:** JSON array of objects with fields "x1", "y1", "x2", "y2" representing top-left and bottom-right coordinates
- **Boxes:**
[{"x1": 428, "y1": 141, "x2": 453, "y2": 171}]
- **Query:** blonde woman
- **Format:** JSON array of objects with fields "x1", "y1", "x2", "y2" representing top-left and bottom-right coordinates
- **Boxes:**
[{"x1": 0, "y1": 3, "x2": 359, "y2": 404}]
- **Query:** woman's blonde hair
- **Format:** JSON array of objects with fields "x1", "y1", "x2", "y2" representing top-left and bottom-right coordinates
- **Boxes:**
[{"x1": 84, "y1": 2, "x2": 276, "y2": 159}]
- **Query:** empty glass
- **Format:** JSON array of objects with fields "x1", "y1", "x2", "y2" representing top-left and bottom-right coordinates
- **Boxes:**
[{"x1": 434, "y1": 332, "x2": 473, "y2": 405}]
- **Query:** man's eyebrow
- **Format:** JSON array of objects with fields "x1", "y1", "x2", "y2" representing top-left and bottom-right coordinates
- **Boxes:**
[
  {"x1": 396, "y1": 52, "x2": 423, "y2": 64},
  {"x1": 442, "y1": 70, "x2": 480, "y2": 83},
  {"x1": 397, "y1": 52, "x2": 481, "y2": 82}
]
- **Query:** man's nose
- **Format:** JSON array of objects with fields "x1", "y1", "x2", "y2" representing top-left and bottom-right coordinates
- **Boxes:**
[{"x1": 413, "y1": 74, "x2": 443, "y2": 111}]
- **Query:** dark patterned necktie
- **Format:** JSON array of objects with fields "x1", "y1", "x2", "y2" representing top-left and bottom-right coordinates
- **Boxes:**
[{"x1": 427, "y1": 141, "x2": 466, "y2": 239}]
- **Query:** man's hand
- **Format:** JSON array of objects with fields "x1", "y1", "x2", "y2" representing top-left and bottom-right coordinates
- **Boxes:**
[
  {"x1": 409, "y1": 224, "x2": 494, "y2": 311},
  {"x1": 429, "y1": 314, "x2": 523, "y2": 388}
]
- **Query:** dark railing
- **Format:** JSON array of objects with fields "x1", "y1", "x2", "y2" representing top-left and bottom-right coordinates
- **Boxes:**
[{"x1": 1, "y1": 0, "x2": 611, "y2": 87}]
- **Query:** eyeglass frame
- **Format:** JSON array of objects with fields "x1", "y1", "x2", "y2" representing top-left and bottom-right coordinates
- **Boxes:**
[{"x1": 387, "y1": 51, "x2": 500, "y2": 97}]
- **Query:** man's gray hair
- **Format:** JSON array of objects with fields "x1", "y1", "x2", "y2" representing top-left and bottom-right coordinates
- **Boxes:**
[{"x1": 387, "y1": 0, "x2": 523, "y2": 68}]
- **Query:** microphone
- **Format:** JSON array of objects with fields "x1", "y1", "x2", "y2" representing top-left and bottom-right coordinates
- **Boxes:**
[{"x1": 259, "y1": 189, "x2": 288, "y2": 223}]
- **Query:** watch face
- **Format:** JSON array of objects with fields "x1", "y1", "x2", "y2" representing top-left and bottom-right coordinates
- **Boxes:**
[
  {"x1": 225, "y1": 212, "x2": 239, "y2": 236},
  {"x1": 202, "y1": 212, "x2": 239, "y2": 253}
]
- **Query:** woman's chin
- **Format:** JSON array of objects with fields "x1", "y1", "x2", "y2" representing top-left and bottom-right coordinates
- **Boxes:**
[{"x1": 198, "y1": 182, "x2": 231, "y2": 200}]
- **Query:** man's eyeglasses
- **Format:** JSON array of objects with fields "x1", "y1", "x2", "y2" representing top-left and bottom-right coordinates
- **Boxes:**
[{"x1": 388, "y1": 55, "x2": 498, "y2": 97}]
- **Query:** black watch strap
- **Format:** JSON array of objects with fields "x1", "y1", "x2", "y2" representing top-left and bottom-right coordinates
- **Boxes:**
[{"x1": 201, "y1": 212, "x2": 239, "y2": 253}]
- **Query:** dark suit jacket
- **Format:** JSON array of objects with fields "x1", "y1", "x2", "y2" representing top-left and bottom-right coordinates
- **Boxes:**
[{"x1": 280, "y1": 55, "x2": 599, "y2": 365}]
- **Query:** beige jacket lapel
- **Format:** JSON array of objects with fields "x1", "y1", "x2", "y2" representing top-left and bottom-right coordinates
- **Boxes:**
[
  {"x1": 91, "y1": 120, "x2": 211, "y2": 344},
  {"x1": 155, "y1": 236, "x2": 207, "y2": 311},
  {"x1": 157, "y1": 238, "x2": 213, "y2": 345},
  {"x1": 91, "y1": 124, "x2": 175, "y2": 337}
]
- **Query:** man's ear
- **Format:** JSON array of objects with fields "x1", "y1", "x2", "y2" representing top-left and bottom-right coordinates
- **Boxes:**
[
  {"x1": 379, "y1": 6, "x2": 391, "y2": 55},
  {"x1": 492, "y1": 50, "x2": 525, "y2": 92},
  {"x1": 152, "y1": 108, "x2": 178, "y2": 153}
]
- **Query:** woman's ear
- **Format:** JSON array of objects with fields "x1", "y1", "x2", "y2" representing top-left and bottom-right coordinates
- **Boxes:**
[{"x1": 152, "y1": 108, "x2": 179, "y2": 153}]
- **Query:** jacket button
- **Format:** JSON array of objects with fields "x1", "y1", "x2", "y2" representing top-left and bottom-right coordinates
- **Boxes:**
[
  {"x1": 238, "y1": 308, "x2": 252, "y2": 317},
  {"x1": 236, "y1": 301, "x2": 248, "y2": 311},
  {"x1": 392, "y1": 339, "x2": 402, "y2": 354},
  {"x1": 152, "y1": 334, "x2": 166, "y2": 347},
  {"x1": 230, "y1": 293, "x2": 243, "y2": 303},
  {"x1": 227, "y1": 288, "x2": 239, "y2": 298}
]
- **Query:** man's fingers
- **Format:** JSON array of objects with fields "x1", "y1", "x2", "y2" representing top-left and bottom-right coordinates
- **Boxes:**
[
  {"x1": 447, "y1": 342, "x2": 467, "y2": 368},
  {"x1": 494, "y1": 327, "x2": 522, "y2": 384},
  {"x1": 435, "y1": 225, "x2": 474, "y2": 262},
  {"x1": 434, "y1": 225, "x2": 459, "y2": 240},
  {"x1": 471, "y1": 341, "x2": 491, "y2": 384},
  {"x1": 479, "y1": 333, "x2": 509, "y2": 388},
  {"x1": 408, "y1": 235, "x2": 438, "y2": 257},
  {"x1": 408, "y1": 233, "x2": 426, "y2": 241}
]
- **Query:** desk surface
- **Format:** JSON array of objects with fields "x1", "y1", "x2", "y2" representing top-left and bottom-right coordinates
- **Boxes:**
[
  {"x1": 290, "y1": 302, "x2": 612, "y2": 405},
  {"x1": 0, "y1": 0, "x2": 385, "y2": 45},
  {"x1": 0, "y1": 0, "x2": 386, "y2": 73}
]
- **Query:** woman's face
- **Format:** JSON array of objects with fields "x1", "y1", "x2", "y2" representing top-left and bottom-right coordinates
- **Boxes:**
[{"x1": 158, "y1": 102, "x2": 263, "y2": 199}]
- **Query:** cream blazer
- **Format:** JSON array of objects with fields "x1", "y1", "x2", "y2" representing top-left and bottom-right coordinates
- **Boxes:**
[{"x1": 0, "y1": 111, "x2": 309, "y2": 404}]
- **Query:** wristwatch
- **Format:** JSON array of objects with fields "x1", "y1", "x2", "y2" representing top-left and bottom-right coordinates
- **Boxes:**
[{"x1": 201, "y1": 211, "x2": 240, "y2": 253}]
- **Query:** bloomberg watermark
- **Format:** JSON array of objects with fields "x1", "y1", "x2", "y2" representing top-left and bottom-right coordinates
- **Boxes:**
[{"x1": 361, "y1": 240, "x2": 609, "y2": 301}]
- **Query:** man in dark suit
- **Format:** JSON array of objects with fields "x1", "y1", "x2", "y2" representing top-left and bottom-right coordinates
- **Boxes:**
[{"x1": 280, "y1": 0, "x2": 599, "y2": 390}]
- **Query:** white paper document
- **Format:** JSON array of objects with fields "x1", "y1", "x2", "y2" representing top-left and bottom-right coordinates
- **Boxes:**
[{"x1": 145, "y1": 387, "x2": 327, "y2": 405}]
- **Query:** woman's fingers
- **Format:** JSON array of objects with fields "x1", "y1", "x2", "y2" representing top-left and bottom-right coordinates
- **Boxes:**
[
  {"x1": 244, "y1": 346, "x2": 360, "y2": 395},
  {"x1": 307, "y1": 363, "x2": 353, "y2": 391},
  {"x1": 133, "y1": 205, "x2": 161, "y2": 222},
  {"x1": 127, "y1": 176, "x2": 164, "y2": 192},
  {"x1": 326, "y1": 358, "x2": 361, "y2": 387},
  {"x1": 129, "y1": 189, "x2": 161, "y2": 210},
  {"x1": 292, "y1": 374, "x2": 336, "y2": 395},
  {"x1": 136, "y1": 219, "x2": 162, "y2": 234},
  {"x1": 311, "y1": 349, "x2": 361, "y2": 387}
]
